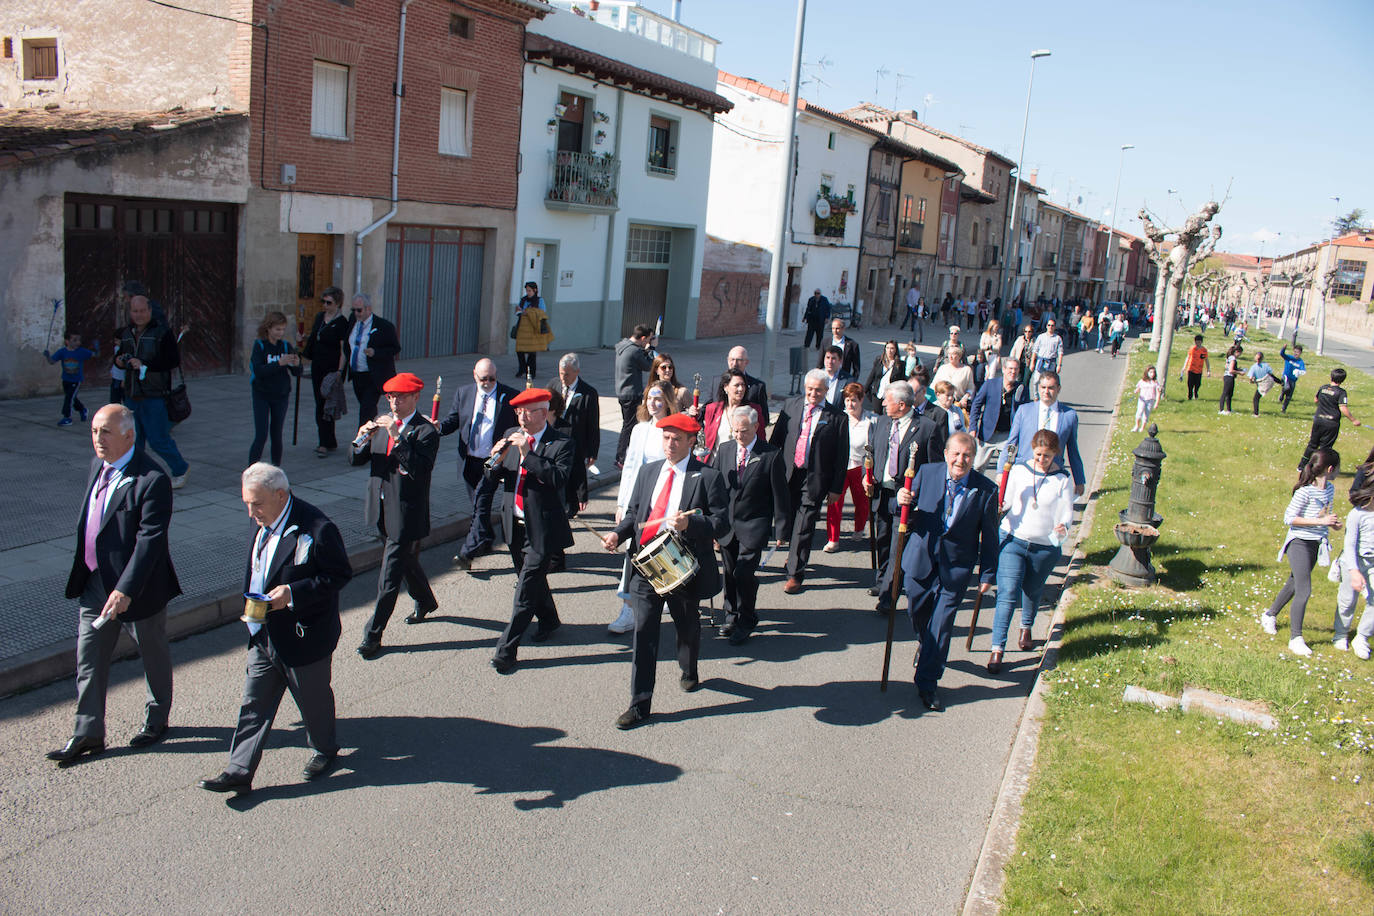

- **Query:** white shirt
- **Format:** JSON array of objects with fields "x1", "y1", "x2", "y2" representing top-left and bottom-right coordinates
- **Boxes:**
[
  {"x1": 512, "y1": 424, "x2": 545, "y2": 519},
  {"x1": 1037, "y1": 401, "x2": 1061, "y2": 433},
  {"x1": 645, "y1": 454, "x2": 690, "y2": 533},
  {"x1": 846, "y1": 413, "x2": 873, "y2": 469},
  {"x1": 247, "y1": 497, "x2": 293, "y2": 634},
  {"x1": 826, "y1": 373, "x2": 840, "y2": 403},
  {"x1": 87, "y1": 446, "x2": 135, "y2": 525},
  {"x1": 350, "y1": 316, "x2": 373, "y2": 372},
  {"x1": 619, "y1": 420, "x2": 667, "y2": 510},
  {"x1": 470, "y1": 385, "x2": 499, "y2": 456},
  {"x1": 880, "y1": 413, "x2": 912, "y2": 487},
  {"x1": 1000, "y1": 464, "x2": 1074, "y2": 545}
]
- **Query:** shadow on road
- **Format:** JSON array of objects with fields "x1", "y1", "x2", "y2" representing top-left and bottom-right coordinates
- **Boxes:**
[{"x1": 224, "y1": 715, "x2": 683, "y2": 812}]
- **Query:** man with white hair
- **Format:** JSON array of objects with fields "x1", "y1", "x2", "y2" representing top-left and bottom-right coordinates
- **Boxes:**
[
  {"x1": 345, "y1": 293, "x2": 401, "y2": 427},
  {"x1": 49, "y1": 404, "x2": 180, "y2": 765},
  {"x1": 769, "y1": 368, "x2": 848, "y2": 594},
  {"x1": 198, "y1": 464, "x2": 353, "y2": 796},
  {"x1": 547, "y1": 352, "x2": 600, "y2": 571},
  {"x1": 438, "y1": 357, "x2": 517, "y2": 568}
]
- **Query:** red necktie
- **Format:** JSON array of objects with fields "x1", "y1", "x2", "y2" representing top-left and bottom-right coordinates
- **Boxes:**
[
  {"x1": 642, "y1": 467, "x2": 676, "y2": 541},
  {"x1": 794, "y1": 407, "x2": 814, "y2": 468},
  {"x1": 737, "y1": 444, "x2": 747, "y2": 476},
  {"x1": 514, "y1": 466, "x2": 526, "y2": 515}
]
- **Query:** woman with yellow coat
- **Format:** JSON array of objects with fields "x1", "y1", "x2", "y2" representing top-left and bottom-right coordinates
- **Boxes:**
[{"x1": 513, "y1": 282, "x2": 554, "y2": 381}]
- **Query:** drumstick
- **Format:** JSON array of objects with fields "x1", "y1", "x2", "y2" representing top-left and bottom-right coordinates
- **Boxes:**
[
  {"x1": 639, "y1": 507, "x2": 702, "y2": 530},
  {"x1": 575, "y1": 517, "x2": 607, "y2": 540}
]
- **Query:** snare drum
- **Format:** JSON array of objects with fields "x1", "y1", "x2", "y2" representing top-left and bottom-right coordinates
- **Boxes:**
[{"x1": 631, "y1": 529, "x2": 699, "y2": 596}]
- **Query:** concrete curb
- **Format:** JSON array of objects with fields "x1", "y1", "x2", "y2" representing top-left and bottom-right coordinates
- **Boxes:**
[
  {"x1": 0, "y1": 469, "x2": 621, "y2": 699},
  {"x1": 961, "y1": 345, "x2": 1132, "y2": 916}
]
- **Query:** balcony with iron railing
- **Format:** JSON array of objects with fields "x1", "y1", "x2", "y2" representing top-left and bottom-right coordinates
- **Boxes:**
[
  {"x1": 545, "y1": 150, "x2": 620, "y2": 212},
  {"x1": 898, "y1": 220, "x2": 924, "y2": 250}
]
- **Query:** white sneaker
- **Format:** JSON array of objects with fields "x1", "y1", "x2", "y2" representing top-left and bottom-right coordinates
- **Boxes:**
[
  {"x1": 822, "y1": 540, "x2": 839, "y2": 553},
  {"x1": 1259, "y1": 613, "x2": 1278, "y2": 635},
  {"x1": 1288, "y1": 636, "x2": 1313, "y2": 657},
  {"x1": 170, "y1": 474, "x2": 187, "y2": 490},
  {"x1": 1353, "y1": 635, "x2": 1371, "y2": 660},
  {"x1": 1333, "y1": 637, "x2": 1349, "y2": 652},
  {"x1": 608, "y1": 603, "x2": 635, "y2": 634}
]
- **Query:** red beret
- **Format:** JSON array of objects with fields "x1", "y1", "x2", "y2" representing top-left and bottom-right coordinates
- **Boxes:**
[
  {"x1": 510, "y1": 388, "x2": 552, "y2": 408},
  {"x1": 382, "y1": 372, "x2": 424, "y2": 394},
  {"x1": 656, "y1": 413, "x2": 701, "y2": 433}
]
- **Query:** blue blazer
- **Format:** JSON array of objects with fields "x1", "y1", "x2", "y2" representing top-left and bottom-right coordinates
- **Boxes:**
[
  {"x1": 998, "y1": 401, "x2": 1085, "y2": 486},
  {"x1": 899, "y1": 462, "x2": 1000, "y2": 590},
  {"x1": 969, "y1": 377, "x2": 1030, "y2": 442}
]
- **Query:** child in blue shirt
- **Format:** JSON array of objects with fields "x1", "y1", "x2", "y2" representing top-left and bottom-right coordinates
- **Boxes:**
[
  {"x1": 1278, "y1": 343, "x2": 1306, "y2": 413},
  {"x1": 44, "y1": 330, "x2": 99, "y2": 426}
]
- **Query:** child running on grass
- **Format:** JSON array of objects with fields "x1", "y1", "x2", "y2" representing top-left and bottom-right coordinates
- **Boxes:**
[{"x1": 1133, "y1": 366, "x2": 1161, "y2": 432}]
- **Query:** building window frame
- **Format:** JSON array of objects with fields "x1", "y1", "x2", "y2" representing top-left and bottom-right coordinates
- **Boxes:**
[
  {"x1": 310, "y1": 59, "x2": 352, "y2": 140},
  {"x1": 22, "y1": 36, "x2": 58, "y2": 81},
  {"x1": 438, "y1": 86, "x2": 472, "y2": 157},
  {"x1": 646, "y1": 112, "x2": 678, "y2": 177}
]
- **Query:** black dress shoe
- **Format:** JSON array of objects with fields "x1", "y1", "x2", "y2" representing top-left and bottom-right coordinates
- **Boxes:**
[
  {"x1": 405, "y1": 604, "x2": 438, "y2": 625},
  {"x1": 198, "y1": 771, "x2": 252, "y2": 795},
  {"x1": 679, "y1": 673, "x2": 700, "y2": 692},
  {"x1": 719, "y1": 623, "x2": 736, "y2": 639},
  {"x1": 531, "y1": 621, "x2": 561, "y2": 643},
  {"x1": 490, "y1": 655, "x2": 517, "y2": 674},
  {"x1": 727, "y1": 627, "x2": 752, "y2": 646},
  {"x1": 302, "y1": 752, "x2": 338, "y2": 782},
  {"x1": 453, "y1": 554, "x2": 473, "y2": 571},
  {"x1": 548, "y1": 557, "x2": 567, "y2": 573},
  {"x1": 868, "y1": 586, "x2": 880, "y2": 597},
  {"x1": 46, "y1": 735, "x2": 105, "y2": 764},
  {"x1": 615, "y1": 706, "x2": 651, "y2": 729},
  {"x1": 356, "y1": 640, "x2": 381, "y2": 660},
  {"x1": 129, "y1": 723, "x2": 169, "y2": 748},
  {"x1": 918, "y1": 688, "x2": 944, "y2": 712}
]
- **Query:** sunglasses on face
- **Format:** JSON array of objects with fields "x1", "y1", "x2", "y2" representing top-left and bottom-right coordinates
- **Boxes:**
[{"x1": 321, "y1": 298, "x2": 335, "y2": 306}]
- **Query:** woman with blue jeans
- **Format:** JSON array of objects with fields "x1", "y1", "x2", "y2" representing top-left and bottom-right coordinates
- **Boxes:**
[
  {"x1": 988, "y1": 428, "x2": 1074, "y2": 673},
  {"x1": 248, "y1": 311, "x2": 301, "y2": 466}
]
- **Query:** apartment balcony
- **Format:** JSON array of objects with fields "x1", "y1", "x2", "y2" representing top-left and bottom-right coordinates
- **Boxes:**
[
  {"x1": 982, "y1": 244, "x2": 1000, "y2": 268},
  {"x1": 545, "y1": 150, "x2": 620, "y2": 212}
]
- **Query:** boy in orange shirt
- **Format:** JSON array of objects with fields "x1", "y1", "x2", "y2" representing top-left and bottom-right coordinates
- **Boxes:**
[{"x1": 1184, "y1": 334, "x2": 1210, "y2": 400}]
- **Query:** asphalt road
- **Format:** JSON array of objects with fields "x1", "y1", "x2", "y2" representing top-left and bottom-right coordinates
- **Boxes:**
[
  {"x1": 1261, "y1": 318, "x2": 1374, "y2": 379},
  {"x1": 0, "y1": 341, "x2": 1128, "y2": 916}
]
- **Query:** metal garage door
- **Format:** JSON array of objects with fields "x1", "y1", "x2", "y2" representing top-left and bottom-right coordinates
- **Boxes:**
[{"x1": 383, "y1": 225, "x2": 485, "y2": 357}]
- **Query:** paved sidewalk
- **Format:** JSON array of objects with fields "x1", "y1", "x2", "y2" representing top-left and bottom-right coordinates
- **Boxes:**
[{"x1": 1, "y1": 327, "x2": 837, "y2": 694}]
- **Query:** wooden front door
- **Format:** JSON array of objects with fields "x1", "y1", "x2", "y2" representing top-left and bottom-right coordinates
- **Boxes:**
[
  {"x1": 296, "y1": 234, "x2": 335, "y2": 339},
  {"x1": 622, "y1": 268, "x2": 668, "y2": 338}
]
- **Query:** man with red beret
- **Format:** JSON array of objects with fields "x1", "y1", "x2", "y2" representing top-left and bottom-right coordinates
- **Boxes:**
[
  {"x1": 486, "y1": 388, "x2": 575, "y2": 673},
  {"x1": 351, "y1": 372, "x2": 440, "y2": 659},
  {"x1": 602, "y1": 412, "x2": 728, "y2": 729}
]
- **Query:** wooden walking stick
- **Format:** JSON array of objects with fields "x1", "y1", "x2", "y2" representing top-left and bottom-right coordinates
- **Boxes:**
[
  {"x1": 964, "y1": 588, "x2": 985, "y2": 650},
  {"x1": 862, "y1": 443, "x2": 877, "y2": 571},
  {"x1": 880, "y1": 441, "x2": 919, "y2": 692},
  {"x1": 291, "y1": 312, "x2": 303, "y2": 446}
]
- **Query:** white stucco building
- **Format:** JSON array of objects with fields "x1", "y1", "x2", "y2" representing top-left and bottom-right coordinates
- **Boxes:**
[
  {"x1": 513, "y1": 1, "x2": 729, "y2": 350},
  {"x1": 706, "y1": 71, "x2": 875, "y2": 331}
]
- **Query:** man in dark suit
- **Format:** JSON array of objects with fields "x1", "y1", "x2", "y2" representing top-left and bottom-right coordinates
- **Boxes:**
[
  {"x1": 802, "y1": 289, "x2": 831, "y2": 350},
  {"x1": 907, "y1": 362, "x2": 950, "y2": 450},
  {"x1": 998, "y1": 370, "x2": 1086, "y2": 496},
  {"x1": 865, "y1": 381, "x2": 945, "y2": 614},
  {"x1": 438, "y1": 357, "x2": 517, "y2": 568},
  {"x1": 727, "y1": 346, "x2": 770, "y2": 428},
  {"x1": 344, "y1": 293, "x2": 402, "y2": 427},
  {"x1": 817, "y1": 317, "x2": 861, "y2": 378},
  {"x1": 769, "y1": 369, "x2": 849, "y2": 594},
  {"x1": 896, "y1": 432, "x2": 999, "y2": 711},
  {"x1": 486, "y1": 388, "x2": 575, "y2": 673},
  {"x1": 49, "y1": 404, "x2": 180, "y2": 765},
  {"x1": 197, "y1": 464, "x2": 353, "y2": 795},
  {"x1": 351, "y1": 372, "x2": 439, "y2": 658},
  {"x1": 970, "y1": 357, "x2": 1030, "y2": 470},
  {"x1": 710, "y1": 405, "x2": 788, "y2": 645},
  {"x1": 547, "y1": 353, "x2": 600, "y2": 571},
  {"x1": 603, "y1": 414, "x2": 729, "y2": 728},
  {"x1": 818, "y1": 346, "x2": 858, "y2": 409}
]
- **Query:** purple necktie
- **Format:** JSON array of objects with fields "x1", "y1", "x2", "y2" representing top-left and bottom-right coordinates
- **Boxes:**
[
  {"x1": 84, "y1": 467, "x2": 114, "y2": 571},
  {"x1": 887, "y1": 421, "x2": 901, "y2": 477}
]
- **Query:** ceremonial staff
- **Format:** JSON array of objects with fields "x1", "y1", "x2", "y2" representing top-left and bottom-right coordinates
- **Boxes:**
[
  {"x1": 431, "y1": 375, "x2": 443, "y2": 421},
  {"x1": 969, "y1": 442, "x2": 1018, "y2": 650},
  {"x1": 290, "y1": 310, "x2": 303, "y2": 446},
  {"x1": 691, "y1": 373, "x2": 707, "y2": 458},
  {"x1": 880, "y1": 441, "x2": 918, "y2": 691},
  {"x1": 862, "y1": 443, "x2": 876, "y2": 571}
]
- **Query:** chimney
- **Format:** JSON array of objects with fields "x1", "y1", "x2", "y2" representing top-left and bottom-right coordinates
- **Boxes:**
[
  {"x1": 1029, "y1": 169, "x2": 1038, "y2": 185},
  {"x1": 672, "y1": 0, "x2": 682, "y2": 22}
]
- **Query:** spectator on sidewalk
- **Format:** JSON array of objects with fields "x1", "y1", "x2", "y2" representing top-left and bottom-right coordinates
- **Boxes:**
[
  {"x1": 1183, "y1": 334, "x2": 1210, "y2": 400},
  {"x1": 115, "y1": 295, "x2": 189, "y2": 489},
  {"x1": 1261, "y1": 447, "x2": 1341, "y2": 657},
  {"x1": 512, "y1": 283, "x2": 553, "y2": 382},
  {"x1": 45, "y1": 330, "x2": 99, "y2": 426},
  {"x1": 345, "y1": 293, "x2": 401, "y2": 429},
  {"x1": 247, "y1": 311, "x2": 302, "y2": 468},
  {"x1": 803, "y1": 289, "x2": 830, "y2": 350},
  {"x1": 614, "y1": 324, "x2": 656, "y2": 466},
  {"x1": 1299, "y1": 367, "x2": 1361, "y2": 471},
  {"x1": 1278, "y1": 344, "x2": 1306, "y2": 413},
  {"x1": 302, "y1": 287, "x2": 351, "y2": 457}
]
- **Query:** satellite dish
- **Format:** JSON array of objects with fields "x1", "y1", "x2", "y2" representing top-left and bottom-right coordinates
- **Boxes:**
[{"x1": 815, "y1": 198, "x2": 832, "y2": 219}]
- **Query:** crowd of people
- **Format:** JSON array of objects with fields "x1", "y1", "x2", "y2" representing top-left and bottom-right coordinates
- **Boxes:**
[{"x1": 43, "y1": 290, "x2": 1117, "y2": 795}]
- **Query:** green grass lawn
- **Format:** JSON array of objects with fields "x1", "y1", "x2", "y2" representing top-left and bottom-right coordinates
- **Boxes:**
[{"x1": 1000, "y1": 325, "x2": 1374, "y2": 914}]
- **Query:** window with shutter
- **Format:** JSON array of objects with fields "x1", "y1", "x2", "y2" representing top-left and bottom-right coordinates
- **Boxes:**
[
  {"x1": 439, "y1": 88, "x2": 470, "y2": 156},
  {"x1": 311, "y1": 61, "x2": 350, "y2": 140}
]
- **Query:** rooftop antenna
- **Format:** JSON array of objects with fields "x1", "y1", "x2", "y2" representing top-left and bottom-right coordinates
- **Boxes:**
[
  {"x1": 892, "y1": 72, "x2": 913, "y2": 110},
  {"x1": 874, "y1": 66, "x2": 891, "y2": 98},
  {"x1": 921, "y1": 92, "x2": 936, "y2": 120}
]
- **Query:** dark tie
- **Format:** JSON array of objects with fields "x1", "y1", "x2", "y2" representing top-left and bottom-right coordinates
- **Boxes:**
[
  {"x1": 737, "y1": 445, "x2": 747, "y2": 476},
  {"x1": 84, "y1": 466, "x2": 114, "y2": 571}
]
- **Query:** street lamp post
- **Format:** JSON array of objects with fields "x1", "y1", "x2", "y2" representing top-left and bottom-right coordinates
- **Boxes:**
[
  {"x1": 1101, "y1": 143, "x2": 1134, "y2": 304},
  {"x1": 1000, "y1": 49, "x2": 1051, "y2": 311}
]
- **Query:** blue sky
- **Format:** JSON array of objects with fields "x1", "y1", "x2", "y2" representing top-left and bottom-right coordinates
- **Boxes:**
[{"x1": 641, "y1": 0, "x2": 1371, "y2": 255}]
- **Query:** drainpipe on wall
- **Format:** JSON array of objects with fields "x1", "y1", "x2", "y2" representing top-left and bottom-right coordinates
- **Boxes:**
[
  {"x1": 598, "y1": 86, "x2": 626, "y2": 345},
  {"x1": 354, "y1": 0, "x2": 413, "y2": 299}
]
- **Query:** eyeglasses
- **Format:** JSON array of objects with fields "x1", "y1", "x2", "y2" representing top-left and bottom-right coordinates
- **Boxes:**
[{"x1": 321, "y1": 298, "x2": 335, "y2": 306}]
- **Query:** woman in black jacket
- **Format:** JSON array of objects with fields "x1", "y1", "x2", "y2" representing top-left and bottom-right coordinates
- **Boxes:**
[
  {"x1": 249, "y1": 310, "x2": 302, "y2": 466},
  {"x1": 862, "y1": 339, "x2": 906, "y2": 412},
  {"x1": 304, "y1": 287, "x2": 350, "y2": 456}
]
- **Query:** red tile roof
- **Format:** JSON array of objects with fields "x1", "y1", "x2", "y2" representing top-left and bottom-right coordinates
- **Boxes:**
[{"x1": 0, "y1": 107, "x2": 245, "y2": 170}]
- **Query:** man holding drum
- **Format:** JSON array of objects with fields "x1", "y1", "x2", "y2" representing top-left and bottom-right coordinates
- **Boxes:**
[{"x1": 602, "y1": 414, "x2": 729, "y2": 729}]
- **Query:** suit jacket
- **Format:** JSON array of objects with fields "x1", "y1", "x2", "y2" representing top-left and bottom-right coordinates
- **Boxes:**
[
  {"x1": 868, "y1": 410, "x2": 944, "y2": 496},
  {"x1": 863, "y1": 356, "x2": 907, "y2": 404},
  {"x1": 899, "y1": 463, "x2": 1000, "y2": 589},
  {"x1": 241, "y1": 497, "x2": 352, "y2": 668},
  {"x1": 970, "y1": 377, "x2": 1031, "y2": 441},
  {"x1": 66, "y1": 448, "x2": 181, "y2": 620},
  {"x1": 613, "y1": 457, "x2": 729, "y2": 600},
  {"x1": 817, "y1": 337, "x2": 862, "y2": 379},
  {"x1": 351, "y1": 413, "x2": 439, "y2": 542},
  {"x1": 550, "y1": 376, "x2": 600, "y2": 514},
  {"x1": 344, "y1": 314, "x2": 401, "y2": 383},
  {"x1": 768, "y1": 397, "x2": 848, "y2": 505},
  {"x1": 485, "y1": 423, "x2": 575, "y2": 555},
  {"x1": 710, "y1": 439, "x2": 789, "y2": 551},
  {"x1": 822, "y1": 373, "x2": 857, "y2": 409},
  {"x1": 438, "y1": 381, "x2": 518, "y2": 463},
  {"x1": 999, "y1": 401, "x2": 1085, "y2": 485},
  {"x1": 743, "y1": 373, "x2": 770, "y2": 427},
  {"x1": 701, "y1": 399, "x2": 766, "y2": 458}
]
